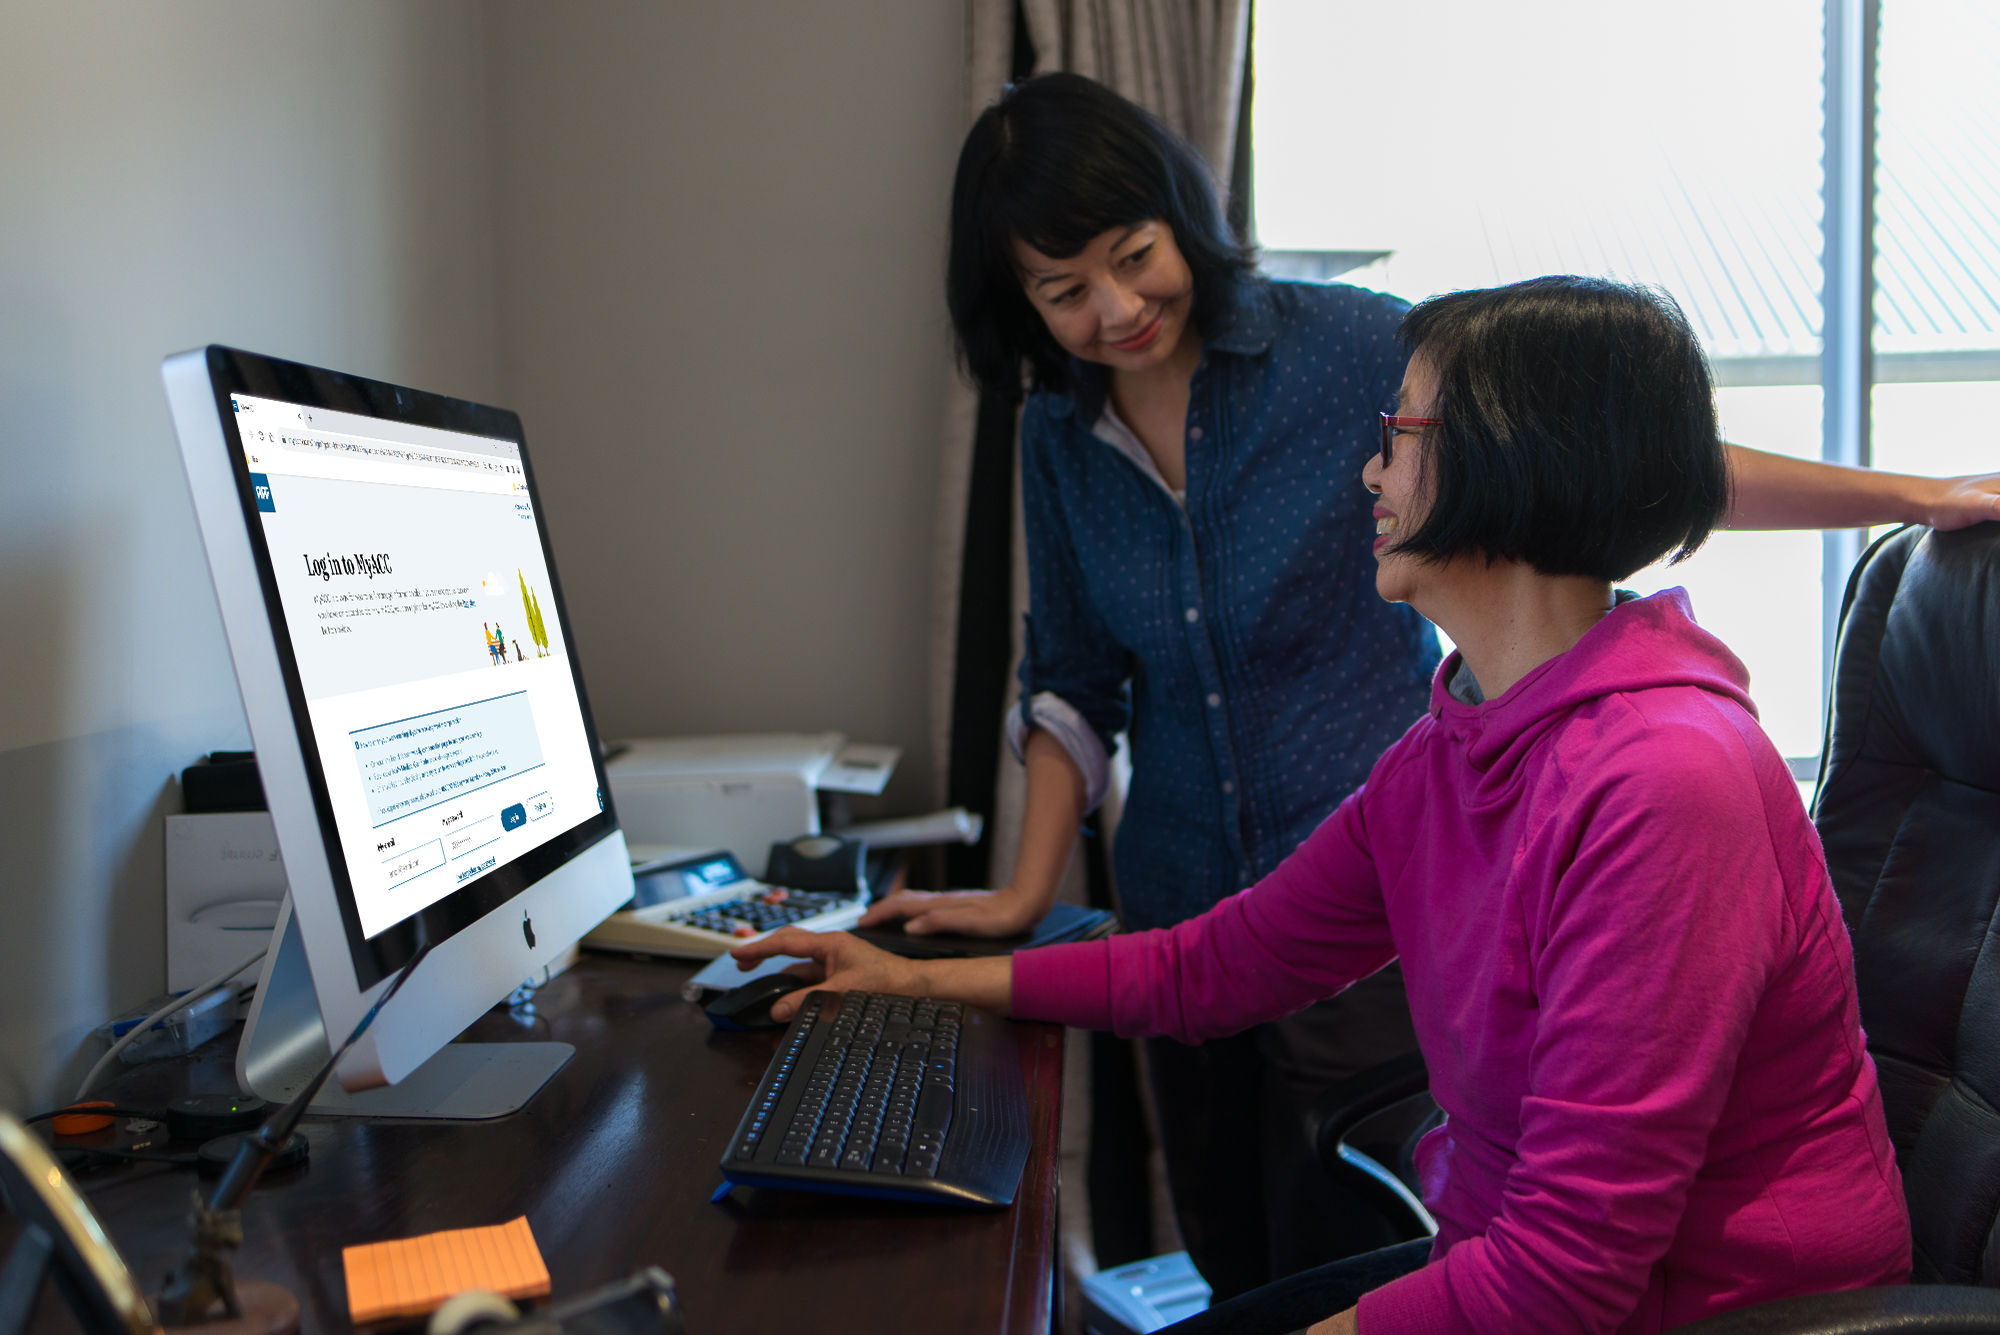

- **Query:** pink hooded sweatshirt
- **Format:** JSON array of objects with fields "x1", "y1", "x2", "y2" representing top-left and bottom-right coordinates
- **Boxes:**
[{"x1": 1013, "y1": 589, "x2": 1909, "y2": 1334}]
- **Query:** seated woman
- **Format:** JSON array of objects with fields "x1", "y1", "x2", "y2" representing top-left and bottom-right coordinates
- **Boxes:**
[{"x1": 737, "y1": 274, "x2": 1912, "y2": 1335}]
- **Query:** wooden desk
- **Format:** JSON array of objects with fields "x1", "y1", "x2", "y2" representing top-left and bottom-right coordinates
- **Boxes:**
[{"x1": 23, "y1": 955, "x2": 1064, "y2": 1335}]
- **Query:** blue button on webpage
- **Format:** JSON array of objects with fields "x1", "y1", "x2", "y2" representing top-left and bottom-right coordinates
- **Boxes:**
[{"x1": 500, "y1": 802, "x2": 527, "y2": 831}]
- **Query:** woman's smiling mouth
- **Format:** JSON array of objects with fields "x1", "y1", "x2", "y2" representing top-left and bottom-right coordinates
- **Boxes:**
[{"x1": 1106, "y1": 312, "x2": 1165, "y2": 354}]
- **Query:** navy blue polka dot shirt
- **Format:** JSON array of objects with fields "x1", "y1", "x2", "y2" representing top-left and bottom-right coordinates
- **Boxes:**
[{"x1": 1018, "y1": 280, "x2": 1441, "y2": 931}]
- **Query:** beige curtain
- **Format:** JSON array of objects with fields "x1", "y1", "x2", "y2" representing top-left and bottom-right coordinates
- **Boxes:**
[
  {"x1": 930, "y1": 0, "x2": 1251, "y2": 896},
  {"x1": 1021, "y1": 0, "x2": 1250, "y2": 175}
]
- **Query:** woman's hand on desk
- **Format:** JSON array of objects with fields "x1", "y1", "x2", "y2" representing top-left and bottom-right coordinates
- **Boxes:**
[
  {"x1": 850, "y1": 727, "x2": 1078, "y2": 939},
  {"x1": 856, "y1": 886, "x2": 1042, "y2": 937},
  {"x1": 732, "y1": 927, "x2": 1013, "y2": 1023}
]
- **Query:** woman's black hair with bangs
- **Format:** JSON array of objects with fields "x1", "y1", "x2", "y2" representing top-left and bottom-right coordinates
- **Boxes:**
[
  {"x1": 1390, "y1": 276, "x2": 1729, "y2": 582},
  {"x1": 947, "y1": 72, "x2": 1256, "y2": 401}
]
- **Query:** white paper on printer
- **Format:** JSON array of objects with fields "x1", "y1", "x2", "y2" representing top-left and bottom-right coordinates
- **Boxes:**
[
  {"x1": 817, "y1": 743, "x2": 903, "y2": 795},
  {"x1": 609, "y1": 733, "x2": 845, "y2": 778}
]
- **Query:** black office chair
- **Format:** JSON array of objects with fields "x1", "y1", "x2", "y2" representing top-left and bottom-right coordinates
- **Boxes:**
[{"x1": 1308, "y1": 523, "x2": 2000, "y2": 1332}]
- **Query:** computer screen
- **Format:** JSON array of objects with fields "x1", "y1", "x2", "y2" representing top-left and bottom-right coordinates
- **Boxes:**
[
  {"x1": 169, "y1": 348, "x2": 631, "y2": 1103},
  {"x1": 231, "y1": 392, "x2": 606, "y2": 954}
]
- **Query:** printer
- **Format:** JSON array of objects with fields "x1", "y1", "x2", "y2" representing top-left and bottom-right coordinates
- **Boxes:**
[{"x1": 605, "y1": 732, "x2": 900, "y2": 875}]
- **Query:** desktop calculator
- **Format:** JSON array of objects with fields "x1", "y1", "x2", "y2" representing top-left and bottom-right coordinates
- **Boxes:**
[{"x1": 580, "y1": 850, "x2": 867, "y2": 960}]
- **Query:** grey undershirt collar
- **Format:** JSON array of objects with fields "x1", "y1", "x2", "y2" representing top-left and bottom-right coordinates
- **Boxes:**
[
  {"x1": 1443, "y1": 590, "x2": 1639, "y2": 707},
  {"x1": 1447, "y1": 658, "x2": 1486, "y2": 705}
]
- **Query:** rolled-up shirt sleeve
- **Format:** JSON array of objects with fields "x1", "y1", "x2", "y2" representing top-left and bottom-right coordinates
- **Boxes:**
[{"x1": 1004, "y1": 691, "x2": 1112, "y2": 813}]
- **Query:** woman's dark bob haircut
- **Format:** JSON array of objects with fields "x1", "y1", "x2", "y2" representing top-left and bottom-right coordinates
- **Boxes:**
[
  {"x1": 1391, "y1": 275, "x2": 1729, "y2": 583},
  {"x1": 947, "y1": 72, "x2": 1256, "y2": 401}
]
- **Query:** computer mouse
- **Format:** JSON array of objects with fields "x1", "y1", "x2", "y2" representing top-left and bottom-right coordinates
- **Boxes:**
[{"x1": 705, "y1": 972, "x2": 813, "y2": 1030}]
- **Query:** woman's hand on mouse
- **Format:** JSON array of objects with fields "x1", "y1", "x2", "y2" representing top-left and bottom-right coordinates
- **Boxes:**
[
  {"x1": 731, "y1": 927, "x2": 925, "y2": 1022},
  {"x1": 732, "y1": 926, "x2": 1015, "y2": 1021},
  {"x1": 856, "y1": 886, "x2": 1042, "y2": 937}
]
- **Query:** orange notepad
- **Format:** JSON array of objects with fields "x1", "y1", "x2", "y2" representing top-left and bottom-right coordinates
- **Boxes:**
[{"x1": 342, "y1": 1215, "x2": 551, "y2": 1325}]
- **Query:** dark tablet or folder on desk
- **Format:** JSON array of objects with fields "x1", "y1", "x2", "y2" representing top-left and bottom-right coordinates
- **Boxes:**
[{"x1": 851, "y1": 902, "x2": 1116, "y2": 959}]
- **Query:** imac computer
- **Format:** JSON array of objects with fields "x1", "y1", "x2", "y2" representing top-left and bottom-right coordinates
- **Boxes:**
[{"x1": 163, "y1": 347, "x2": 635, "y2": 1119}]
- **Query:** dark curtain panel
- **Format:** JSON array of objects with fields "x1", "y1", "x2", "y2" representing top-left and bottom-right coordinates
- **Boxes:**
[{"x1": 944, "y1": 6, "x2": 1039, "y2": 890}]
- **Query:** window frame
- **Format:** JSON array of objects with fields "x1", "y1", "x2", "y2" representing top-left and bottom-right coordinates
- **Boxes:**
[{"x1": 1256, "y1": 0, "x2": 1995, "y2": 777}]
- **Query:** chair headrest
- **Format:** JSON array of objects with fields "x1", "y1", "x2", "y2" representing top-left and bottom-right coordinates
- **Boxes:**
[{"x1": 1836, "y1": 523, "x2": 2000, "y2": 793}]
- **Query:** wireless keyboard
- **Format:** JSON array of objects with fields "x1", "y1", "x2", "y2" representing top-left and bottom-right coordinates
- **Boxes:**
[
  {"x1": 718, "y1": 990, "x2": 1030, "y2": 1206},
  {"x1": 581, "y1": 850, "x2": 866, "y2": 960}
]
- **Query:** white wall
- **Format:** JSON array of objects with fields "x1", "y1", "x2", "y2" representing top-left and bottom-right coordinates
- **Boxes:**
[
  {"x1": 0, "y1": 2, "x2": 960, "y2": 1111},
  {"x1": 0, "y1": 2, "x2": 503, "y2": 1110},
  {"x1": 484, "y1": 3, "x2": 961, "y2": 799}
]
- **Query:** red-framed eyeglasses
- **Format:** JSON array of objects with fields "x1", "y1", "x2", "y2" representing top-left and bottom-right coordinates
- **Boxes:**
[{"x1": 1378, "y1": 413, "x2": 1441, "y2": 466}]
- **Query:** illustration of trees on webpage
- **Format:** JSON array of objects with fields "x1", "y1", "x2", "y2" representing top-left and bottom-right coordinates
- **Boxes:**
[{"x1": 481, "y1": 569, "x2": 553, "y2": 664}]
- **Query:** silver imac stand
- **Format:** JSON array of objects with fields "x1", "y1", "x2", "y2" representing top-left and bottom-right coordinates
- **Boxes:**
[{"x1": 237, "y1": 897, "x2": 573, "y2": 1120}]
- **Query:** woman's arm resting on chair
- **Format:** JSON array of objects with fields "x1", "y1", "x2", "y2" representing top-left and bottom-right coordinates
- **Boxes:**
[
  {"x1": 1308, "y1": 1308, "x2": 1358, "y2": 1335},
  {"x1": 1725, "y1": 443, "x2": 2000, "y2": 530}
]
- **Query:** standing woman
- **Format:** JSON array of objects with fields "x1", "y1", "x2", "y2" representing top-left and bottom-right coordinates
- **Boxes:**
[{"x1": 859, "y1": 71, "x2": 2000, "y2": 1299}]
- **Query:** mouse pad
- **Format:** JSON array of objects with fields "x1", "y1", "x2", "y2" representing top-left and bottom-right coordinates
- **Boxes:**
[{"x1": 850, "y1": 902, "x2": 1116, "y2": 959}]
